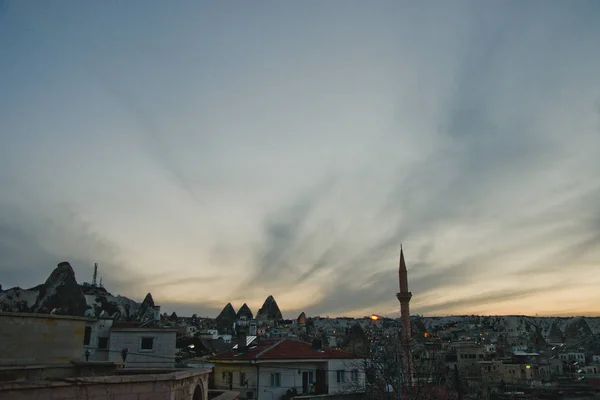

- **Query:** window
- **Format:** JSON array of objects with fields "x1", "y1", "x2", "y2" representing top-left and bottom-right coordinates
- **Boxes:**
[
  {"x1": 140, "y1": 337, "x2": 154, "y2": 350},
  {"x1": 336, "y1": 370, "x2": 345, "y2": 383},
  {"x1": 270, "y1": 373, "x2": 281, "y2": 387},
  {"x1": 240, "y1": 372, "x2": 246, "y2": 386},
  {"x1": 83, "y1": 326, "x2": 92, "y2": 345},
  {"x1": 98, "y1": 337, "x2": 109, "y2": 349},
  {"x1": 351, "y1": 369, "x2": 359, "y2": 382}
]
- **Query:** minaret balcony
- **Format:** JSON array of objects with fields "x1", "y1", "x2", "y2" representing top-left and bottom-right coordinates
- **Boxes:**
[{"x1": 396, "y1": 292, "x2": 412, "y2": 302}]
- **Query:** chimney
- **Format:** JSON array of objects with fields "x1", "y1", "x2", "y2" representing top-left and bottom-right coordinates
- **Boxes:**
[
  {"x1": 153, "y1": 306, "x2": 161, "y2": 322},
  {"x1": 238, "y1": 330, "x2": 248, "y2": 352}
]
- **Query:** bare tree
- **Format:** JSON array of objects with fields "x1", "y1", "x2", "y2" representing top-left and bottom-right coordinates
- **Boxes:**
[{"x1": 343, "y1": 330, "x2": 460, "y2": 400}]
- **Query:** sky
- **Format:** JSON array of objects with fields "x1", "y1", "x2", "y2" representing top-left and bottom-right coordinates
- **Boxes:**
[{"x1": 1, "y1": 0, "x2": 599, "y2": 319}]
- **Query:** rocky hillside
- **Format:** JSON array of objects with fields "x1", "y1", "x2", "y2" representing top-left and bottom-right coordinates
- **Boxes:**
[
  {"x1": 0, "y1": 262, "x2": 153, "y2": 321},
  {"x1": 420, "y1": 315, "x2": 600, "y2": 344}
]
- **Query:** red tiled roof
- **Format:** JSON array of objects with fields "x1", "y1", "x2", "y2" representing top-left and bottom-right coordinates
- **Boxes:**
[{"x1": 210, "y1": 339, "x2": 359, "y2": 361}]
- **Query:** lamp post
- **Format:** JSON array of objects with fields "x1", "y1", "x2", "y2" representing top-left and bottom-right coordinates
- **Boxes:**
[{"x1": 372, "y1": 315, "x2": 403, "y2": 400}]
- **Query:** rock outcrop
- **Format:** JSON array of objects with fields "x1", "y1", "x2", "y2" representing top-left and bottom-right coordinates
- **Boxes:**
[
  {"x1": 27, "y1": 262, "x2": 87, "y2": 316},
  {"x1": 564, "y1": 317, "x2": 593, "y2": 347},
  {"x1": 0, "y1": 262, "x2": 149, "y2": 321},
  {"x1": 548, "y1": 321, "x2": 564, "y2": 343},
  {"x1": 216, "y1": 303, "x2": 237, "y2": 333},
  {"x1": 256, "y1": 295, "x2": 283, "y2": 321},
  {"x1": 297, "y1": 312, "x2": 307, "y2": 324},
  {"x1": 135, "y1": 293, "x2": 156, "y2": 322},
  {"x1": 236, "y1": 303, "x2": 253, "y2": 320},
  {"x1": 217, "y1": 303, "x2": 237, "y2": 321}
]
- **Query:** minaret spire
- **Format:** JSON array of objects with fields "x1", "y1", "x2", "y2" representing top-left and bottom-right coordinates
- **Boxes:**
[{"x1": 399, "y1": 246, "x2": 408, "y2": 293}]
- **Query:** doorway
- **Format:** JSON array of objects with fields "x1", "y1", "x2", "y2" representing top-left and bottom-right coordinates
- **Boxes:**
[
  {"x1": 302, "y1": 371, "x2": 313, "y2": 394},
  {"x1": 192, "y1": 383, "x2": 204, "y2": 400}
]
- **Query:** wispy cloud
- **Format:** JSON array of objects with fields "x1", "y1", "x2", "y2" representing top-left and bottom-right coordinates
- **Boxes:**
[{"x1": 0, "y1": 0, "x2": 599, "y2": 317}]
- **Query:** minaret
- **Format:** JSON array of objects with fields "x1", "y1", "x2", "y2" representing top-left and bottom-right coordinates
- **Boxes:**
[{"x1": 396, "y1": 245, "x2": 415, "y2": 388}]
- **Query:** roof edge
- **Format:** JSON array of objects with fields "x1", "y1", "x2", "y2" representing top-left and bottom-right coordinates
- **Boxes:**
[{"x1": 255, "y1": 339, "x2": 285, "y2": 359}]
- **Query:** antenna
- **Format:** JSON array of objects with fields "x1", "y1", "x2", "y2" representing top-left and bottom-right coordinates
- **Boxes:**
[
  {"x1": 99, "y1": 277, "x2": 103, "y2": 288},
  {"x1": 92, "y1": 263, "x2": 98, "y2": 286}
]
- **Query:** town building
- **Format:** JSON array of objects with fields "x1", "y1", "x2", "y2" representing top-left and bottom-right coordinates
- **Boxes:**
[
  {"x1": 210, "y1": 337, "x2": 365, "y2": 399},
  {"x1": 83, "y1": 317, "x2": 114, "y2": 361}
]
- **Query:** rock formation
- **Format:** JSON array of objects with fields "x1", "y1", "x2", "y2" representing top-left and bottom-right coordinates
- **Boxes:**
[
  {"x1": 0, "y1": 262, "x2": 149, "y2": 320},
  {"x1": 28, "y1": 262, "x2": 87, "y2": 316},
  {"x1": 135, "y1": 293, "x2": 156, "y2": 322},
  {"x1": 564, "y1": 317, "x2": 593, "y2": 347},
  {"x1": 217, "y1": 302, "x2": 237, "y2": 321},
  {"x1": 216, "y1": 302, "x2": 237, "y2": 333},
  {"x1": 548, "y1": 321, "x2": 564, "y2": 343},
  {"x1": 297, "y1": 312, "x2": 307, "y2": 325},
  {"x1": 236, "y1": 303, "x2": 253, "y2": 320},
  {"x1": 256, "y1": 295, "x2": 283, "y2": 321}
]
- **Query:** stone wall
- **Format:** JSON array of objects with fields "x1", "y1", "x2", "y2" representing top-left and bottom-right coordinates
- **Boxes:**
[
  {"x1": 0, "y1": 362, "x2": 118, "y2": 382},
  {"x1": 0, "y1": 312, "x2": 91, "y2": 366},
  {"x1": 0, "y1": 369, "x2": 215, "y2": 400}
]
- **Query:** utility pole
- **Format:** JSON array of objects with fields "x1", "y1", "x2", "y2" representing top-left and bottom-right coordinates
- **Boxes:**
[{"x1": 92, "y1": 263, "x2": 98, "y2": 286}]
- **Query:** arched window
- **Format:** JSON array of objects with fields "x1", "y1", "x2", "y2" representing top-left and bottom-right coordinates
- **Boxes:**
[
  {"x1": 192, "y1": 383, "x2": 204, "y2": 400},
  {"x1": 83, "y1": 326, "x2": 92, "y2": 346}
]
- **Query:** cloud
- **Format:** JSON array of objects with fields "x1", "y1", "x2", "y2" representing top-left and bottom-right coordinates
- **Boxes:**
[
  {"x1": 237, "y1": 176, "x2": 337, "y2": 291},
  {"x1": 415, "y1": 285, "x2": 567, "y2": 316},
  {"x1": 1, "y1": 1, "x2": 599, "y2": 318},
  {"x1": 0, "y1": 201, "x2": 137, "y2": 294},
  {"x1": 79, "y1": 64, "x2": 205, "y2": 208}
]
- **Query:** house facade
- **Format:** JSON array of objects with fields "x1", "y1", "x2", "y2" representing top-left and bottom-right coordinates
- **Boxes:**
[
  {"x1": 83, "y1": 317, "x2": 114, "y2": 361},
  {"x1": 210, "y1": 338, "x2": 365, "y2": 400},
  {"x1": 108, "y1": 322, "x2": 178, "y2": 369}
]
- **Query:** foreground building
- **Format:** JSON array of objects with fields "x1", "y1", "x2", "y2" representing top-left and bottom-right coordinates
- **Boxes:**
[
  {"x1": 210, "y1": 337, "x2": 366, "y2": 399},
  {"x1": 0, "y1": 311, "x2": 231, "y2": 400}
]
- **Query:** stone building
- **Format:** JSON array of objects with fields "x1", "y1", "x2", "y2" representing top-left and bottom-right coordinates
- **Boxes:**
[{"x1": 0, "y1": 311, "x2": 234, "y2": 400}]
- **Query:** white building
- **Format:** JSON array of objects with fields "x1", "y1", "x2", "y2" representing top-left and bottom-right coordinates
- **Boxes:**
[
  {"x1": 559, "y1": 352, "x2": 586, "y2": 364},
  {"x1": 210, "y1": 338, "x2": 365, "y2": 400},
  {"x1": 108, "y1": 322, "x2": 178, "y2": 369},
  {"x1": 484, "y1": 343, "x2": 496, "y2": 354},
  {"x1": 83, "y1": 317, "x2": 114, "y2": 361}
]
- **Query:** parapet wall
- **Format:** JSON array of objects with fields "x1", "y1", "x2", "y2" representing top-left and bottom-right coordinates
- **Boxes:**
[
  {"x1": 0, "y1": 369, "x2": 213, "y2": 400},
  {"x1": 0, "y1": 312, "x2": 90, "y2": 366}
]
